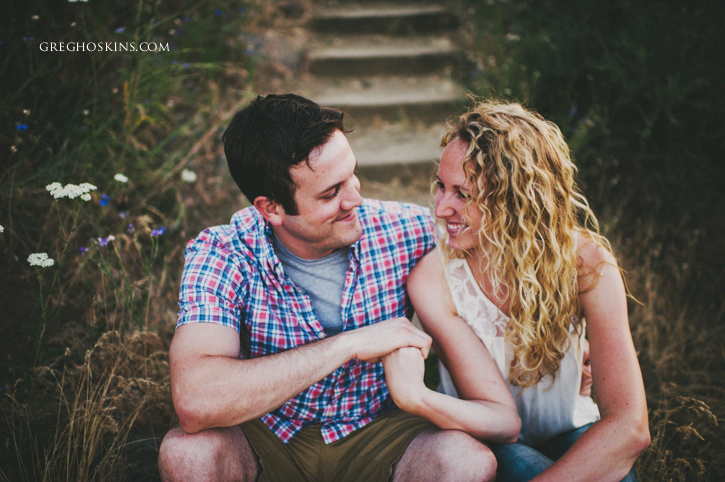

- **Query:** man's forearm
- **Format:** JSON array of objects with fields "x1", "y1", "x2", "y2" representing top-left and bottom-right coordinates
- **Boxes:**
[
  {"x1": 172, "y1": 334, "x2": 354, "y2": 433},
  {"x1": 170, "y1": 317, "x2": 431, "y2": 433}
]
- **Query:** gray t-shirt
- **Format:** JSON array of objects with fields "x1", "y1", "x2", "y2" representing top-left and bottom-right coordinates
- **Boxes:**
[{"x1": 272, "y1": 234, "x2": 349, "y2": 336}]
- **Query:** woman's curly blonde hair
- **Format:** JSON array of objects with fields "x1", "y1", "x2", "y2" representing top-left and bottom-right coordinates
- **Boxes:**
[{"x1": 439, "y1": 100, "x2": 612, "y2": 389}]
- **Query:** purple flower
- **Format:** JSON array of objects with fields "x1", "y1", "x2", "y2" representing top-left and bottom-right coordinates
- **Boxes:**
[
  {"x1": 127, "y1": 224, "x2": 134, "y2": 233},
  {"x1": 150, "y1": 226, "x2": 166, "y2": 237},
  {"x1": 99, "y1": 193, "x2": 110, "y2": 206},
  {"x1": 17, "y1": 124, "x2": 28, "y2": 132},
  {"x1": 79, "y1": 246, "x2": 89, "y2": 255},
  {"x1": 116, "y1": 26, "x2": 126, "y2": 33}
]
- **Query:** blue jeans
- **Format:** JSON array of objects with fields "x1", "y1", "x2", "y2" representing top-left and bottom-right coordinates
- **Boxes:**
[{"x1": 490, "y1": 423, "x2": 639, "y2": 481}]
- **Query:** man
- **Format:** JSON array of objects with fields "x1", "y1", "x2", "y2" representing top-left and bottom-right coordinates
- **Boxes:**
[{"x1": 158, "y1": 94, "x2": 497, "y2": 481}]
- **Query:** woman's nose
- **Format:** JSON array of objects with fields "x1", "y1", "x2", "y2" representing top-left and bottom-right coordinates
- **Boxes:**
[{"x1": 435, "y1": 191, "x2": 456, "y2": 218}]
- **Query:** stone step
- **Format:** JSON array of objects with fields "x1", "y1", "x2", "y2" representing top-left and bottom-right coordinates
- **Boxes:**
[
  {"x1": 297, "y1": 75, "x2": 466, "y2": 124},
  {"x1": 347, "y1": 122, "x2": 448, "y2": 167},
  {"x1": 309, "y1": 34, "x2": 462, "y2": 76},
  {"x1": 310, "y1": 4, "x2": 458, "y2": 35}
]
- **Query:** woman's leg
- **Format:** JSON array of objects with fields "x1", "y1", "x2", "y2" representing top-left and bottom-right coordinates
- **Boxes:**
[
  {"x1": 490, "y1": 442, "x2": 553, "y2": 482},
  {"x1": 534, "y1": 423, "x2": 639, "y2": 482}
]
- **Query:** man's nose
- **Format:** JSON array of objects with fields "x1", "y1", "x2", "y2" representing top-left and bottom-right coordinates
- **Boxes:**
[{"x1": 341, "y1": 176, "x2": 362, "y2": 211}]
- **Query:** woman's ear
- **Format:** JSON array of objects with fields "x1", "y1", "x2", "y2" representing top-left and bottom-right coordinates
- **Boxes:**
[{"x1": 253, "y1": 196, "x2": 284, "y2": 226}]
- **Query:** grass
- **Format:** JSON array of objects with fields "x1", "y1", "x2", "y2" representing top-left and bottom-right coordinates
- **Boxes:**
[{"x1": 1, "y1": 0, "x2": 723, "y2": 480}]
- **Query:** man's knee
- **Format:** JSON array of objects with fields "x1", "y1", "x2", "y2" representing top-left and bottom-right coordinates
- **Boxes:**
[
  {"x1": 395, "y1": 429, "x2": 497, "y2": 481},
  {"x1": 158, "y1": 426, "x2": 258, "y2": 482},
  {"x1": 433, "y1": 430, "x2": 497, "y2": 479}
]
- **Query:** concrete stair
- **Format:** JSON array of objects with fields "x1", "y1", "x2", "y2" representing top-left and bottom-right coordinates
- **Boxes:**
[{"x1": 299, "y1": 1, "x2": 467, "y2": 174}]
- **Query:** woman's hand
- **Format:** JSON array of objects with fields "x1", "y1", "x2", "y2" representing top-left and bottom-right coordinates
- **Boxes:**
[{"x1": 382, "y1": 347, "x2": 428, "y2": 413}]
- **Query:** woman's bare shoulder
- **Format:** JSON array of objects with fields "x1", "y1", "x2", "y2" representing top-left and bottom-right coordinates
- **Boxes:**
[{"x1": 576, "y1": 231, "x2": 617, "y2": 271}]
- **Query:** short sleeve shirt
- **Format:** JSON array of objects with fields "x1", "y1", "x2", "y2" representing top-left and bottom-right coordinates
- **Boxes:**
[{"x1": 177, "y1": 199, "x2": 435, "y2": 443}]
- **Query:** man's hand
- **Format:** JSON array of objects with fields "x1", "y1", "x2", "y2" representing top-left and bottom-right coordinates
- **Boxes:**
[
  {"x1": 382, "y1": 347, "x2": 428, "y2": 413},
  {"x1": 344, "y1": 317, "x2": 432, "y2": 363},
  {"x1": 580, "y1": 337, "x2": 593, "y2": 397}
]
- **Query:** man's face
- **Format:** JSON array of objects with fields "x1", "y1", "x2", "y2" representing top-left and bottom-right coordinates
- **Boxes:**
[{"x1": 273, "y1": 130, "x2": 363, "y2": 259}]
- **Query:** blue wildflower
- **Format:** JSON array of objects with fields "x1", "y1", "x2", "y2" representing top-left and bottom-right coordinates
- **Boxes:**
[
  {"x1": 99, "y1": 193, "x2": 111, "y2": 206},
  {"x1": 116, "y1": 26, "x2": 126, "y2": 33},
  {"x1": 151, "y1": 226, "x2": 166, "y2": 237},
  {"x1": 97, "y1": 235, "x2": 115, "y2": 246},
  {"x1": 127, "y1": 224, "x2": 134, "y2": 233},
  {"x1": 79, "y1": 247, "x2": 89, "y2": 255},
  {"x1": 119, "y1": 210, "x2": 129, "y2": 218},
  {"x1": 214, "y1": 9, "x2": 222, "y2": 16},
  {"x1": 23, "y1": 37, "x2": 34, "y2": 45},
  {"x1": 183, "y1": 62, "x2": 189, "y2": 69}
]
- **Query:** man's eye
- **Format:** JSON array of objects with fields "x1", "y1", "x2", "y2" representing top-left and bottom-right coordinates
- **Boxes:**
[{"x1": 323, "y1": 188, "x2": 339, "y2": 199}]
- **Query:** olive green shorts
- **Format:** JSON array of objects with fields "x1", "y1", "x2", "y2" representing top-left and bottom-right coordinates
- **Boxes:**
[{"x1": 240, "y1": 410, "x2": 436, "y2": 481}]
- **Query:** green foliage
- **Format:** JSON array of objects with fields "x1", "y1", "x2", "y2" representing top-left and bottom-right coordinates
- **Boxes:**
[{"x1": 465, "y1": 0, "x2": 725, "y2": 244}]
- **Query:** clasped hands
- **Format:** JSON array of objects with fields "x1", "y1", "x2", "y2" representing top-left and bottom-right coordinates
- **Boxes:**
[{"x1": 381, "y1": 346, "x2": 429, "y2": 413}]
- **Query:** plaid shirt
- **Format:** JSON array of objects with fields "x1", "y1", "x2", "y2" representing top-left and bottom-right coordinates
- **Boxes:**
[{"x1": 177, "y1": 199, "x2": 435, "y2": 443}]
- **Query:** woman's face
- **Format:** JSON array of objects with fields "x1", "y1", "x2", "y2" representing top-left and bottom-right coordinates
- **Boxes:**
[{"x1": 434, "y1": 137, "x2": 484, "y2": 252}]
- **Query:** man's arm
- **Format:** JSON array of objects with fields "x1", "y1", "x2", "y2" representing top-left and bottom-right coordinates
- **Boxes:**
[{"x1": 170, "y1": 317, "x2": 432, "y2": 434}]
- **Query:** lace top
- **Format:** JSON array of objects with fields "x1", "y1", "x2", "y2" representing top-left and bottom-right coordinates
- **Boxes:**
[{"x1": 438, "y1": 252, "x2": 601, "y2": 445}]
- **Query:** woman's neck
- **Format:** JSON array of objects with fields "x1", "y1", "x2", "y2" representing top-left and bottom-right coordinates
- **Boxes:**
[{"x1": 465, "y1": 248, "x2": 511, "y2": 316}]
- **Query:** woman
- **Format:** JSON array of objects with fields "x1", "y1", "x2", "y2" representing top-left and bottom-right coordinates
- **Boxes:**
[{"x1": 383, "y1": 101, "x2": 650, "y2": 481}]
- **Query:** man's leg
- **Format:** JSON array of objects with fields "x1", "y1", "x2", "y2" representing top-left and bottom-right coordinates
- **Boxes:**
[
  {"x1": 392, "y1": 429, "x2": 498, "y2": 482},
  {"x1": 158, "y1": 426, "x2": 260, "y2": 482}
]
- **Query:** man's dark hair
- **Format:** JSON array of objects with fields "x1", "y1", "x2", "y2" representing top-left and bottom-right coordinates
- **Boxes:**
[{"x1": 222, "y1": 93, "x2": 351, "y2": 215}]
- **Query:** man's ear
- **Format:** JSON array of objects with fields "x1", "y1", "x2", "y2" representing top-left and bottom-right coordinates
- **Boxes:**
[{"x1": 253, "y1": 196, "x2": 285, "y2": 226}]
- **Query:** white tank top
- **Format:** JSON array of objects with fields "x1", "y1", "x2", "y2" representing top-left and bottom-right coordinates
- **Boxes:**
[{"x1": 438, "y1": 254, "x2": 600, "y2": 446}]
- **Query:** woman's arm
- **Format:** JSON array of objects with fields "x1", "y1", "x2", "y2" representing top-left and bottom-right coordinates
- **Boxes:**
[
  {"x1": 383, "y1": 251, "x2": 520, "y2": 444},
  {"x1": 533, "y1": 240, "x2": 650, "y2": 482}
]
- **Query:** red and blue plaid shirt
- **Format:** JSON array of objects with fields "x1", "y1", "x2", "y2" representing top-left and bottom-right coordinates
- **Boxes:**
[{"x1": 177, "y1": 199, "x2": 435, "y2": 443}]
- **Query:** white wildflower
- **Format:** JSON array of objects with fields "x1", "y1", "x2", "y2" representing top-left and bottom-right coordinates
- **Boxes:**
[
  {"x1": 28, "y1": 252, "x2": 55, "y2": 268},
  {"x1": 181, "y1": 169, "x2": 197, "y2": 183},
  {"x1": 46, "y1": 182, "x2": 63, "y2": 193},
  {"x1": 0, "y1": 225, "x2": 4, "y2": 233},
  {"x1": 114, "y1": 173, "x2": 129, "y2": 183},
  {"x1": 46, "y1": 182, "x2": 97, "y2": 201}
]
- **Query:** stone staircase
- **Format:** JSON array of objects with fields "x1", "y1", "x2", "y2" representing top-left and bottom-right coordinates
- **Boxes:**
[{"x1": 294, "y1": 1, "x2": 467, "y2": 173}]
